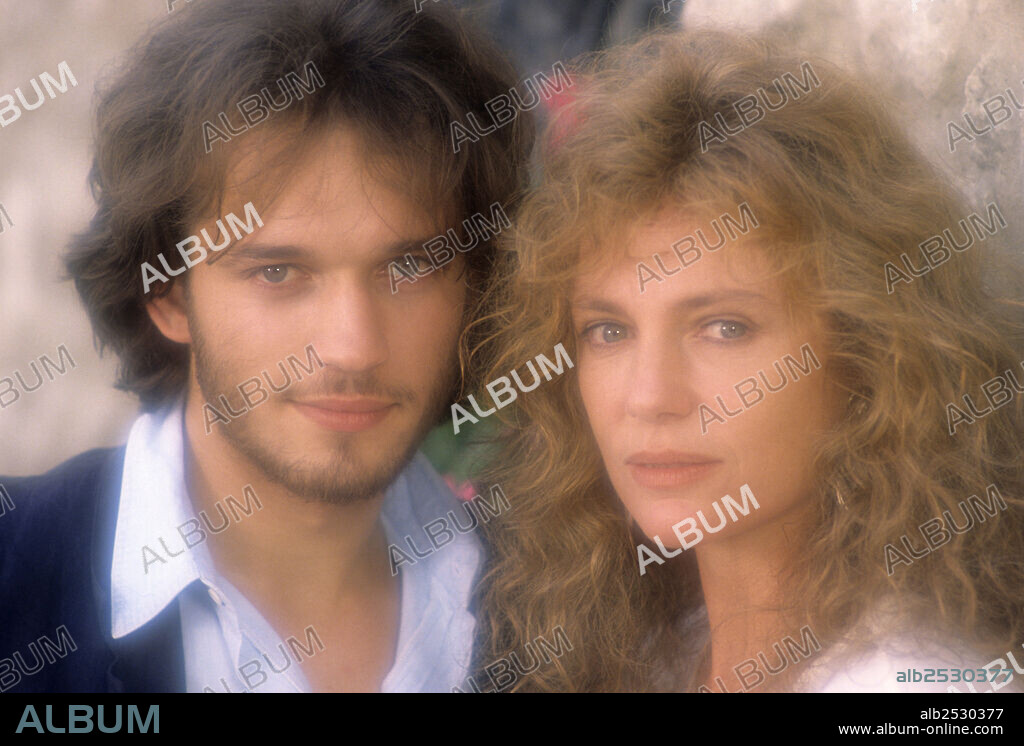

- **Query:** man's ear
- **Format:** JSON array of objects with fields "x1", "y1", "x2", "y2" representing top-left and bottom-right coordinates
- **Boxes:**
[{"x1": 146, "y1": 282, "x2": 192, "y2": 345}]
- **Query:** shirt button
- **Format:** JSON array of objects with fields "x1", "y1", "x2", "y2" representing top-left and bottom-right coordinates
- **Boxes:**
[{"x1": 207, "y1": 586, "x2": 227, "y2": 606}]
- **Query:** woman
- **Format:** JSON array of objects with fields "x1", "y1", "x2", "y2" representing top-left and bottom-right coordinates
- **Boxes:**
[{"x1": 465, "y1": 29, "x2": 1024, "y2": 692}]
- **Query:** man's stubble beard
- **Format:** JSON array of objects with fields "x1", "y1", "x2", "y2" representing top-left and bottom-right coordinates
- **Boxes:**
[{"x1": 186, "y1": 305, "x2": 460, "y2": 506}]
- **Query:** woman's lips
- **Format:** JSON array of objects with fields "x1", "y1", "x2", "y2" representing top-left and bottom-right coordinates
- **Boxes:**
[
  {"x1": 291, "y1": 398, "x2": 396, "y2": 432},
  {"x1": 626, "y1": 452, "x2": 721, "y2": 489}
]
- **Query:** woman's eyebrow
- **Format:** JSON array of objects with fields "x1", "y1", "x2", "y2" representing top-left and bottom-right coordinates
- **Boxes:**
[
  {"x1": 668, "y1": 290, "x2": 770, "y2": 312},
  {"x1": 570, "y1": 297, "x2": 627, "y2": 314},
  {"x1": 571, "y1": 289, "x2": 769, "y2": 314}
]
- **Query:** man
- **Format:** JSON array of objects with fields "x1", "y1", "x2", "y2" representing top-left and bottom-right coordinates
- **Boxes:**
[{"x1": 0, "y1": 0, "x2": 531, "y2": 693}]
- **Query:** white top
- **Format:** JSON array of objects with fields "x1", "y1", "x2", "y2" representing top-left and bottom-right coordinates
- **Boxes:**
[
  {"x1": 795, "y1": 599, "x2": 1023, "y2": 693},
  {"x1": 109, "y1": 399, "x2": 482, "y2": 692},
  {"x1": 673, "y1": 599, "x2": 1023, "y2": 693}
]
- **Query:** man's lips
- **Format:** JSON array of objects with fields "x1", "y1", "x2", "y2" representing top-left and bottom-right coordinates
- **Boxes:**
[
  {"x1": 294, "y1": 397, "x2": 396, "y2": 413},
  {"x1": 291, "y1": 398, "x2": 397, "y2": 432},
  {"x1": 625, "y1": 451, "x2": 721, "y2": 489}
]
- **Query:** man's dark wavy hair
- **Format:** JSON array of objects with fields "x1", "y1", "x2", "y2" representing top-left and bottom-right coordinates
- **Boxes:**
[{"x1": 65, "y1": 0, "x2": 534, "y2": 411}]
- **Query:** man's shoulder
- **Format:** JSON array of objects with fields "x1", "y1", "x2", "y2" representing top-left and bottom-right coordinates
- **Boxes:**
[
  {"x1": 0, "y1": 447, "x2": 126, "y2": 601},
  {"x1": 1, "y1": 446, "x2": 125, "y2": 492},
  {"x1": 0, "y1": 447, "x2": 126, "y2": 545},
  {"x1": 0, "y1": 447, "x2": 127, "y2": 693}
]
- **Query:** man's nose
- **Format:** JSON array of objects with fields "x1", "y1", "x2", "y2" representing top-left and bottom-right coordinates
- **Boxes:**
[{"x1": 309, "y1": 278, "x2": 389, "y2": 375}]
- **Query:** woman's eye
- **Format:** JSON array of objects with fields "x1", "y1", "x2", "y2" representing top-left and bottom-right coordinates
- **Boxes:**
[
  {"x1": 258, "y1": 265, "x2": 293, "y2": 284},
  {"x1": 396, "y1": 254, "x2": 433, "y2": 274},
  {"x1": 701, "y1": 320, "x2": 749, "y2": 340},
  {"x1": 582, "y1": 322, "x2": 629, "y2": 345}
]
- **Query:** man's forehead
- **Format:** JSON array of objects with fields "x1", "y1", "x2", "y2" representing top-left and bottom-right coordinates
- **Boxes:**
[{"x1": 199, "y1": 122, "x2": 453, "y2": 237}]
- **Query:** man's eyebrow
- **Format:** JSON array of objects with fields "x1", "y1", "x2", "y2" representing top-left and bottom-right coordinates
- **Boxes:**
[
  {"x1": 209, "y1": 243, "x2": 309, "y2": 265},
  {"x1": 208, "y1": 235, "x2": 442, "y2": 266}
]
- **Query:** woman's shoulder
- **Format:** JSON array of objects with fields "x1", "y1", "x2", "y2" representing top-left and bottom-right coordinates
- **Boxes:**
[
  {"x1": 800, "y1": 642, "x2": 1018, "y2": 693},
  {"x1": 796, "y1": 599, "x2": 1022, "y2": 693}
]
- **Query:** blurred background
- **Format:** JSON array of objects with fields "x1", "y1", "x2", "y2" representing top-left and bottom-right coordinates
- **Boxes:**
[{"x1": 1, "y1": 0, "x2": 1021, "y2": 481}]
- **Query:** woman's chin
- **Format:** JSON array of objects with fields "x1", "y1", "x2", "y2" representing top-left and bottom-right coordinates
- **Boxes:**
[{"x1": 630, "y1": 498, "x2": 700, "y2": 542}]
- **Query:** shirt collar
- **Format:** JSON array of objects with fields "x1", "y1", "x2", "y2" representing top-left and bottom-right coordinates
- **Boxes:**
[{"x1": 111, "y1": 399, "x2": 210, "y2": 639}]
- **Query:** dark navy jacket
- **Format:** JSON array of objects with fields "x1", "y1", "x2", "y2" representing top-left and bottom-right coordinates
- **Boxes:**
[{"x1": 0, "y1": 448, "x2": 185, "y2": 692}]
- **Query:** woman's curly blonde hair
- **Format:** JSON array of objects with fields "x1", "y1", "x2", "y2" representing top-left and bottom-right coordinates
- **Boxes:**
[{"x1": 463, "y1": 28, "x2": 1024, "y2": 692}]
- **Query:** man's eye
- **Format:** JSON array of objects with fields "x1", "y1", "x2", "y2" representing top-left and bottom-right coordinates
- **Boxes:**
[
  {"x1": 582, "y1": 322, "x2": 629, "y2": 345},
  {"x1": 701, "y1": 320, "x2": 749, "y2": 340},
  {"x1": 258, "y1": 265, "x2": 293, "y2": 284}
]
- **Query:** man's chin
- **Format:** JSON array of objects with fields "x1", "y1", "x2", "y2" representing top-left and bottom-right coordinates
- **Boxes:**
[
  {"x1": 220, "y1": 415, "x2": 428, "y2": 506},
  {"x1": 248, "y1": 446, "x2": 417, "y2": 505},
  {"x1": 273, "y1": 464, "x2": 407, "y2": 505}
]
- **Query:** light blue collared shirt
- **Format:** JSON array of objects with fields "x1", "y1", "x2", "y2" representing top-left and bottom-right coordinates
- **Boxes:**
[{"x1": 110, "y1": 400, "x2": 481, "y2": 692}]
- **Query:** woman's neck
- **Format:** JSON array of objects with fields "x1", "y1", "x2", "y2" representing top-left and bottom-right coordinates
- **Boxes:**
[{"x1": 693, "y1": 502, "x2": 816, "y2": 693}]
